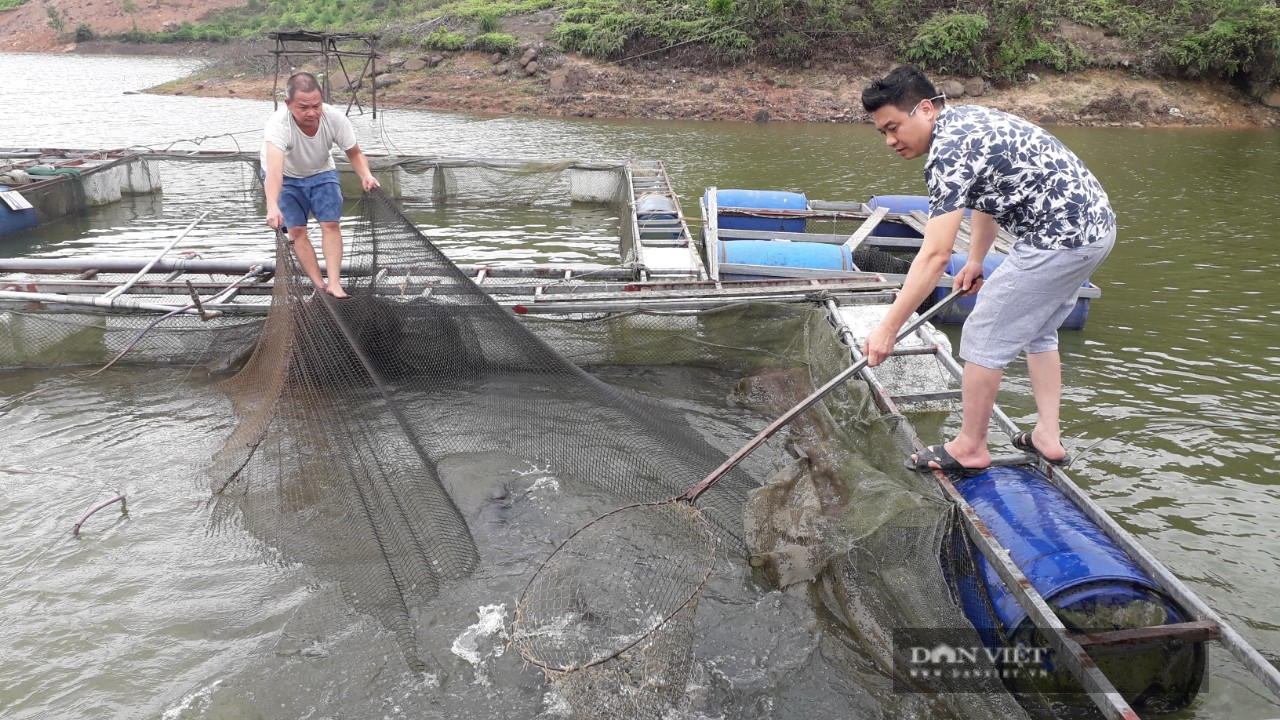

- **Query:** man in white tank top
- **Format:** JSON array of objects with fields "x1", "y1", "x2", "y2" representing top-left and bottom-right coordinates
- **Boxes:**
[{"x1": 261, "y1": 72, "x2": 380, "y2": 298}]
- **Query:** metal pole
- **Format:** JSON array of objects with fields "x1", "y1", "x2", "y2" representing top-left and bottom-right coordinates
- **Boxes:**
[{"x1": 102, "y1": 212, "x2": 209, "y2": 299}]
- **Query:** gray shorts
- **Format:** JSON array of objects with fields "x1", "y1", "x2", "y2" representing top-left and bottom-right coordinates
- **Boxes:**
[{"x1": 960, "y1": 229, "x2": 1115, "y2": 369}]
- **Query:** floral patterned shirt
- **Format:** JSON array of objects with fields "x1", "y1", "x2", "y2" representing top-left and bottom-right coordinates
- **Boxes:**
[{"x1": 926, "y1": 105, "x2": 1116, "y2": 250}]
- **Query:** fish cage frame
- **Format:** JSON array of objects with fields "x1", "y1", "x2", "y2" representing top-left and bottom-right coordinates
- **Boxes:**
[{"x1": 268, "y1": 30, "x2": 381, "y2": 118}]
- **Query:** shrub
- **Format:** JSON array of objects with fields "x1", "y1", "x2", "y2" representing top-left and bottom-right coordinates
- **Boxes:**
[
  {"x1": 552, "y1": 21, "x2": 627, "y2": 57},
  {"x1": 44, "y1": 3, "x2": 66, "y2": 32},
  {"x1": 774, "y1": 31, "x2": 808, "y2": 62},
  {"x1": 74, "y1": 23, "x2": 95, "y2": 41},
  {"x1": 1165, "y1": 6, "x2": 1280, "y2": 86},
  {"x1": 471, "y1": 32, "x2": 518, "y2": 54},
  {"x1": 904, "y1": 11, "x2": 989, "y2": 75},
  {"x1": 711, "y1": 27, "x2": 753, "y2": 58},
  {"x1": 707, "y1": 0, "x2": 733, "y2": 16},
  {"x1": 422, "y1": 28, "x2": 467, "y2": 51},
  {"x1": 473, "y1": 8, "x2": 500, "y2": 33}
]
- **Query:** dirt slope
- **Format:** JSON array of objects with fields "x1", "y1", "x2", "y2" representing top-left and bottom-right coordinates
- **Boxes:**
[
  {"x1": 4, "y1": 0, "x2": 1279, "y2": 127},
  {"x1": 0, "y1": 0, "x2": 243, "y2": 52}
]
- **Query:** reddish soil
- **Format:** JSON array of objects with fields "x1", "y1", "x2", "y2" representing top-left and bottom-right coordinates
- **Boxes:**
[{"x1": 4, "y1": 1, "x2": 1278, "y2": 128}]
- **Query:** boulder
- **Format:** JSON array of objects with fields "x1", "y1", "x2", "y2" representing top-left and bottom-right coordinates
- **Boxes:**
[
  {"x1": 427, "y1": 55, "x2": 444, "y2": 68},
  {"x1": 1262, "y1": 90, "x2": 1280, "y2": 109},
  {"x1": 519, "y1": 48, "x2": 538, "y2": 67},
  {"x1": 373, "y1": 74, "x2": 401, "y2": 89},
  {"x1": 490, "y1": 53, "x2": 504, "y2": 65},
  {"x1": 939, "y1": 79, "x2": 965, "y2": 99},
  {"x1": 549, "y1": 70, "x2": 569, "y2": 90},
  {"x1": 403, "y1": 58, "x2": 428, "y2": 72},
  {"x1": 524, "y1": 61, "x2": 539, "y2": 75},
  {"x1": 963, "y1": 77, "x2": 985, "y2": 97}
]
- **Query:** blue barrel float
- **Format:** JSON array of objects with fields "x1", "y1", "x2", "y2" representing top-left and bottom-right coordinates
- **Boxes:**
[
  {"x1": 955, "y1": 466, "x2": 1205, "y2": 710},
  {"x1": 930, "y1": 253, "x2": 1095, "y2": 329},
  {"x1": 866, "y1": 194, "x2": 929, "y2": 238},
  {"x1": 718, "y1": 239, "x2": 855, "y2": 275},
  {"x1": 636, "y1": 193, "x2": 681, "y2": 240},
  {"x1": 0, "y1": 185, "x2": 39, "y2": 238},
  {"x1": 709, "y1": 189, "x2": 808, "y2": 233}
]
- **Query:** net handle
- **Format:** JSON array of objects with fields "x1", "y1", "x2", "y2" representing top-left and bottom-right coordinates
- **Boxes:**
[{"x1": 680, "y1": 284, "x2": 968, "y2": 503}]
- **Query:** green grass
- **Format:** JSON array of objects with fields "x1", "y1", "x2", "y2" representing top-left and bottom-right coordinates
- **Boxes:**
[{"x1": 110, "y1": 0, "x2": 1280, "y2": 89}]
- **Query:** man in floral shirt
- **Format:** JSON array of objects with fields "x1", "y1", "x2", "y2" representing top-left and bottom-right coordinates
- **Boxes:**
[{"x1": 860, "y1": 65, "x2": 1116, "y2": 476}]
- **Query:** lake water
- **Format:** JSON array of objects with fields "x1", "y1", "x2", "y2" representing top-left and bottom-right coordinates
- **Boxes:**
[{"x1": 1, "y1": 52, "x2": 1278, "y2": 719}]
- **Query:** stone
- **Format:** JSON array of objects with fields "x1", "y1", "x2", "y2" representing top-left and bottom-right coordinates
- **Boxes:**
[
  {"x1": 963, "y1": 77, "x2": 985, "y2": 97},
  {"x1": 492, "y1": 66, "x2": 508, "y2": 76},
  {"x1": 402, "y1": 58, "x2": 428, "y2": 72},
  {"x1": 754, "y1": 109, "x2": 771, "y2": 122},
  {"x1": 524, "y1": 61, "x2": 539, "y2": 75},
  {"x1": 939, "y1": 79, "x2": 965, "y2": 99},
  {"x1": 1262, "y1": 91, "x2": 1280, "y2": 109},
  {"x1": 490, "y1": 53, "x2": 504, "y2": 65},
  {"x1": 427, "y1": 56, "x2": 444, "y2": 68},
  {"x1": 373, "y1": 74, "x2": 401, "y2": 89},
  {"x1": 520, "y1": 48, "x2": 538, "y2": 67},
  {"x1": 549, "y1": 70, "x2": 568, "y2": 90}
]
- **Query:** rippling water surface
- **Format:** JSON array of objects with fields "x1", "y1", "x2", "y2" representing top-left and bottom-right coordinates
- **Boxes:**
[{"x1": 1, "y1": 52, "x2": 1278, "y2": 719}]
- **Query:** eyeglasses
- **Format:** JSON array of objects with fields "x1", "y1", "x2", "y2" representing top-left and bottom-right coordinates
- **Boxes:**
[{"x1": 908, "y1": 94, "x2": 946, "y2": 117}]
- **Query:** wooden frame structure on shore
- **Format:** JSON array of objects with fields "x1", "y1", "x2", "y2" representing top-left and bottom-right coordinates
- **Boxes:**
[{"x1": 268, "y1": 30, "x2": 380, "y2": 117}]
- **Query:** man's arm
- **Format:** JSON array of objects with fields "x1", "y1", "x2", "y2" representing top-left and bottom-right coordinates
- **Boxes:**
[
  {"x1": 863, "y1": 208, "x2": 966, "y2": 366},
  {"x1": 264, "y1": 144, "x2": 287, "y2": 229},
  {"x1": 345, "y1": 145, "x2": 381, "y2": 192}
]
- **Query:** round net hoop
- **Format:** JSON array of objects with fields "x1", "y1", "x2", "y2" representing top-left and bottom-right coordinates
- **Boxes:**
[{"x1": 511, "y1": 500, "x2": 717, "y2": 673}]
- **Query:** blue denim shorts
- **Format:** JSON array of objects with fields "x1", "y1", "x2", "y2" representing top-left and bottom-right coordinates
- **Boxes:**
[{"x1": 271, "y1": 169, "x2": 343, "y2": 228}]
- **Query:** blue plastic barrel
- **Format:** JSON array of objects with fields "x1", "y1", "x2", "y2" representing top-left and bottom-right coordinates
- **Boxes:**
[
  {"x1": 866, "y1": 194, "x2": 927, "y2": 239},
  {"x1": 709, "y1": 189, "x2": 807, "y2": 233},
  {"x1": 930, "y1": 253, "x2": 1093, "y2": 329},
  {"x1": 955, "y1": 466, "x2": 1204, "y2": 708},
  {"x1": 637, "y1": 194, "x2": 680, "y2": 239},
  {"x1": 0, "y1": 185, "x2": 38, "y2": 238},
  {"x1": 719, "y1": 240, "x2": 854, "y2": 273}
]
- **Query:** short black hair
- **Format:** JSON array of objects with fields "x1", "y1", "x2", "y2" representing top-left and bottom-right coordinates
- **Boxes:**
[
  {"x1": 861, "y1": 65, "x2": 942, "y2": 114},
  {"x1": 285, "y1": 72, "x2": 322, "y2": 102}
]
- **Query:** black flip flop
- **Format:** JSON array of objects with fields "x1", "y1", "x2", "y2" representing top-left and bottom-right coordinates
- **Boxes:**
[
  {"x1": 904, "y1": 444, "x2": 988, "y2": 478},
  {"x1": 1011, "y1": 431, "x2": 1071, "y2": 467}
]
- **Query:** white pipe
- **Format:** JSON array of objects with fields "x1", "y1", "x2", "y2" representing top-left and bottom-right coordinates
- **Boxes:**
[{"x1": 0, "y1": 290, "x2": 216, "y2": 316}]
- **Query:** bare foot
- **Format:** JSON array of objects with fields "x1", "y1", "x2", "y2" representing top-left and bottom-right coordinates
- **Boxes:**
[{"x1": 326, "y1": 286, "x2": 350, "y2": 299}]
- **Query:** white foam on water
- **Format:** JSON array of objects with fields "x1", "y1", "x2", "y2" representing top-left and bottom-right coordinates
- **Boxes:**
[{"x1": 450, "y1": 604, "x2": 510, "y2": 686}]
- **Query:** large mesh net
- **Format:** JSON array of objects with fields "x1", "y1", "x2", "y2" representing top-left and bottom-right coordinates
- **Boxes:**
[{"x1": 206, "y1": 190, "x2": 761, "y2": 673}]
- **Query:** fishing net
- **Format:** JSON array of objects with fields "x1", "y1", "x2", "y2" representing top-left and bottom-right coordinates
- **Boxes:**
[{"x1": 205, "y1": 189, "x2": 761, "y2": 675}]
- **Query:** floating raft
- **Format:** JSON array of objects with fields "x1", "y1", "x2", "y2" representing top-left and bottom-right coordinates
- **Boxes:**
[{"x1": 0, "y1": 148, "x2": 162, "y2": 237}]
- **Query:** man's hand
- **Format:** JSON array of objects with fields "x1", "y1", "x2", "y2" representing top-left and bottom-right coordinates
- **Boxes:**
[
  {"x1": 953, "y1": 262, "x2": 985, "y2": 296},
  {"x1": 266, "y1": 206, "x2": 284, "y2": 230},
  {"x1": 863, "y1": 321, "x2": 899, "y2": 367},
  {"x1": 361, "y1": 175, "x2": 381, "y2": 192}
]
